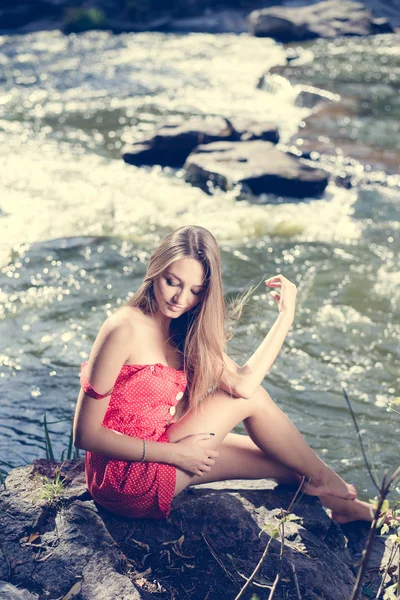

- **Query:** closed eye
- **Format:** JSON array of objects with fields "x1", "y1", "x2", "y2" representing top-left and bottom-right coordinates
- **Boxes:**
[
  {"x1": 166, "y1": 277, "x2": 202, "y2": 296},
  {"x1": 166, "y1": 278, "x2": 178, "y2": 287}
]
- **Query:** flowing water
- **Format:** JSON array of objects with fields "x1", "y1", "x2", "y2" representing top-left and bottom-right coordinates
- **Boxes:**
[{"x1": 0, "y1": 30, "x2": 399, "y2": 499}]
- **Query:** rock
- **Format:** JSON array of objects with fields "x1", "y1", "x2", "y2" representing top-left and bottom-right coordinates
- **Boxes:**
[
  {"x1": 295, "y1": 85, "x2": 341, "y2": 109},
  {"x1": 228, "y1": 117, "x2": 280, "y2": 144},
  {"x1": 122, "y1": 118, "x2": 234, "y2": 168},
  {"x1": 0, "y1": 582, "x2": 38, "y2": 599},
  {"x1": 0, "y1": 460, "x2": 151, "y2": 600},
  {"x1": 184, "y1": 140, "x2": 329, "y2": 199},
  {"x1": 0, "y1": 459, "x2": 398, "y2": 600},
  {"x1": 248, "y1": 0, "x2": 394, "y2": 42},
  {"x1": 289, "y1": 99, "x2": 400, "y2": 181},
  {"x1": 121, "y1": 118, "x2": 280, "y2": 168},
  {"x1": 363, "y1": 0, "x2": 400, "y2": 27}
]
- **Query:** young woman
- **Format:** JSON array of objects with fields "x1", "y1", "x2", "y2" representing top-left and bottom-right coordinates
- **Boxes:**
[{"x1": 73, "y1": 225, "x2": 375, "y2": 523}]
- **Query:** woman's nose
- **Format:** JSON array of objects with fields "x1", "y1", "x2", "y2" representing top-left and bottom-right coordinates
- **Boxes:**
[{"x1": 173, "y1": 288, "x2": 187, "y2": 305}]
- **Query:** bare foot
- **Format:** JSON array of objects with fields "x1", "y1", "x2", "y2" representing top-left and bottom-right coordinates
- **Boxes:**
[
  {"x1": 330, "y1": 499, "x2": 374, "y2": 524},
  {"x1": 301, "y1": 470, "x2": 357, "y2": 501},
  {"x1": 331, "y1": 501, "x2": 400, "y2": 525}
]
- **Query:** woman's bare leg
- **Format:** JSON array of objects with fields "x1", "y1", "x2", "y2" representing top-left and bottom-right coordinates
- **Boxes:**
[
  {"x1": 167, "y1": 385, "x2": 356, "y2": 501},
  {"x1": 172, "y1": 432, "x2": 374, "y2": 523}
]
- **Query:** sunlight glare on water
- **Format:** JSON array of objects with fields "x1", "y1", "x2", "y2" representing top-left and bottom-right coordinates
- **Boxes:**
[{"x1": 0, "y1": 141, "x2": 362, "y2": 268}]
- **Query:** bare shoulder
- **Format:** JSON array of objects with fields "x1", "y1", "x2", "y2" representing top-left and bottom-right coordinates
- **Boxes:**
[
  {"x1": 111, "y1": 306, "x2": 165, "y2": 365},
  {"x1": 112, "y1": 306, "x2": 152, "y2": 333},
  {"x1": 90, "y1": 310, "x2": 134, "y2": 360},
  {"x1": 110, "y1": 306, "x2": 156, "y2": 344}
]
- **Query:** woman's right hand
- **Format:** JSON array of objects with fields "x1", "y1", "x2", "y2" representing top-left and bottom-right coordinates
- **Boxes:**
[{"x1": 171, "y1": 433, "x2": 219, "y2": 476}]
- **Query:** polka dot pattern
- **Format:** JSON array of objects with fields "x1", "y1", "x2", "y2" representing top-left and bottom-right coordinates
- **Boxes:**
[{"x1": 80, "y1": 361, "x2": 187, "y2": 519}]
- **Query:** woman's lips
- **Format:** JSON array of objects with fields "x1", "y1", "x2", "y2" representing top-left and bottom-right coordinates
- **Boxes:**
[{"x1": 167, "y1": 302, "x2": 182, "y2": 312}]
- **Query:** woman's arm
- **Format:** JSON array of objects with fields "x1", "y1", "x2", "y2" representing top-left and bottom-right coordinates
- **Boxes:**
[
  {"x1": 219, "y1": 275, "x2": 297, "y2": 399},
  {"x1": 73, "y1": 314, "x2": 176, "y2": 464},
  {"x1": 73, "y1": 314, "x2": 219, "y2": 472}
]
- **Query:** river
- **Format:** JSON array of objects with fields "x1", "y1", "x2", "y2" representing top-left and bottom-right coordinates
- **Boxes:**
[{"x1": 0, "y1": 29, "x2": 399, "y2": 499}]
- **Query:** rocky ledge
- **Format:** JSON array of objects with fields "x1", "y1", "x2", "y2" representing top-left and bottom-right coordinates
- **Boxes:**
[{"x1": 0, "y1": 459, "x2": 397, "y2": 600}]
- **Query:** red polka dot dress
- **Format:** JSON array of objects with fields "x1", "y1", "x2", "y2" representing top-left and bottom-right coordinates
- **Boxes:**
[{"x1": 80, "y1": 361, "x2": 187, "y2": 519}]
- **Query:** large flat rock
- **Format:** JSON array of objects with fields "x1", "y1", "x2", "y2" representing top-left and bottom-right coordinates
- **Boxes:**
[
  {"x1": 184, "y1": 140, "x2": 329, "y2": 199},
  {"x1": 0, "y1": 459, "x2": 397, "y2": 600}
]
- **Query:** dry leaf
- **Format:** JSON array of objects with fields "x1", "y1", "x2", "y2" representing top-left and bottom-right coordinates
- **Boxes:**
[
  {"x1": 131, "y1": 538, "x2": 150, "y2": 552},
  {"x1": 132, "y1": 567, "x2": 152, "y2": 579},
  {"x1": 177, "y1": 535, "x2": 185, "y2": 549},
  {"x1": 171, "y1": 546, "x2": 193, "y2": 559},
  {"x1": 61, "y1": 581, "x2": 82, "y2": 600}
]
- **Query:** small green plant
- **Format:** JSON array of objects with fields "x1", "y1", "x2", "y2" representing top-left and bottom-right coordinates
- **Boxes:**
[
  {"x1": 374, "y1": 499, "x2": 400, "y2": 535},
  {"x1": 39, "y1": 467, "x2": 67, "y2": 506},
  {"x1": 261, "y1": 511, "x2": 302, "y2": 541},
  {"x1": 43, "y1": 413, "x2": 80, "y2": 462},
  {"x1": 342, "y1": 387, "x2": 400, "y2": 600},
  {"x1": 235, "y1": 478, "x2": 305, "y2": 600},
  {"x1": 1, "y1": 415, "x2": 79, "y2": 486}
]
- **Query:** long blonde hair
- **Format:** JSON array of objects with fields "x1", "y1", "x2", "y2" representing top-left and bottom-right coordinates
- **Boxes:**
[{"x1": 124, "y1": 225, "x2": 253, "y2": 417}]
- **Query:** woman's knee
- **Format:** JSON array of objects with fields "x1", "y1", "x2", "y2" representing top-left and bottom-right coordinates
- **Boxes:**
[{"x1": 243, "y1": 384, "x2": 274, "y2": 411}]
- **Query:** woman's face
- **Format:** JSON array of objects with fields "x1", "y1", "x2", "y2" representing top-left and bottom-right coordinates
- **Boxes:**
[{"x1": 153, "y1": 257, "x2": 205, "y2": 318}]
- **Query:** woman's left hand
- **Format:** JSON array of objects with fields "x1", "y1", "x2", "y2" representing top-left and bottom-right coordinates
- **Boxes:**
[{"x1": 265, "y1": 274, "x2": 297, "y2": 320}]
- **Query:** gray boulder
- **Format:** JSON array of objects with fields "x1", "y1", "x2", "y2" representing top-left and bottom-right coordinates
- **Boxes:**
[
  {"x1": 184, "y1": 140, "x2": 329, "y2": 199},
  {"x1": 0, "y1": 459, "x2": 397, "y2": 600},
  {"x1": 122, "y1": 118, "x2": 279, "y2": 168},
  {"x1": 248, "y1": 0, "x2": 394, "y2": 42}
]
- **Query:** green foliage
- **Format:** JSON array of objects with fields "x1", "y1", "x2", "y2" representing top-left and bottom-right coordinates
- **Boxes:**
[
  {"x1": 63, "y1": 7, "x2": 107, "y2": 34},
  {"x1": 43, "y1": 413, "x2": 80, "y2": 462},
  {"x1": 39, "y1": 467, "x2": 67, "y2": 506},
  {"x1": 43, "y1": 412, "x2": 55, "y2": 460},
  {"x1": 384, "y1": 582, "x2": 399, "y2": 600},
  {"x1": 387, "y1": 397, "x2": 400, "y2": 416},
  {"x1": 0, "y1": 416, "x2": 79, "y2": 485},
  {"x1": 261, "y1": 511, "x2": 302, "y2": 541}
]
